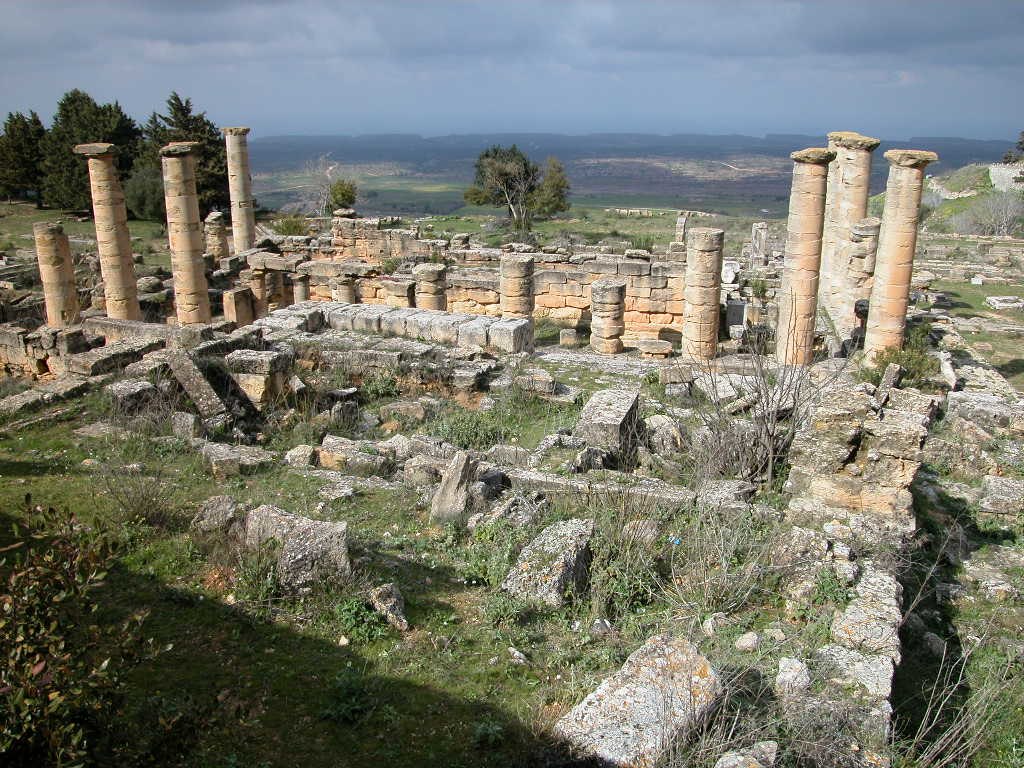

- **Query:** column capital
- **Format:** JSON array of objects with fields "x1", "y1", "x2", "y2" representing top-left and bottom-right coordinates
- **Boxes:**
[
  {"x1": 790, "y1": 147, "x2": 836, "y2": 165},
  {"x1": 686, "y1": 226, "x2": 725, "y2": 247},
  {"x1": 884, "y1": 149, "x2": 938, "y2": 169},
  {"x1": 205, "y1": 210, "x2": 226, "y2": 224},
  {"x1": 73, "y1": 142, "x2": 117, "y2": 158},
  {"x1": 160, "y1": 141, "x2": 201, "y2": 158},
  {"x1": 827, "y1": 131, "x2": 881, "y2": 151},
  {"x1": 221, "y1": 126, "x2": 251, "y2": 136}
]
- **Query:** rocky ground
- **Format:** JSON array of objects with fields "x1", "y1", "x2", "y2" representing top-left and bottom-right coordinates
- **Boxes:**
[{"x1": 0, "y1": 302, "x2": 1022, "y2": 767}]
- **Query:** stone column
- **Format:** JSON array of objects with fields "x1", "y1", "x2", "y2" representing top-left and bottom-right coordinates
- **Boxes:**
[
  {"x1": 775, "y1": 148, "x2": 835, "y2": 366},
  {"x1": 847, "y1": 217, "x2": 881, "y2": 304},
  {"x1": 204, "y1": 211, "x2": 230, "y2": 261},
  {"x1": 820, "y1": 132, "x2": 881, "y2": 332},
  {"x1": 161, "y1": 142, "x2": 212, "y2": 324},
  {"x1": 750, "y1": 222, "x2": 769, "y2": 266},
  {"x1": 73, "y1": 143, "x2": 141, "y2": 320},
  {"x1": 383, "y1": 279, "x2": 415, "y2": 308},
  {"x1": 500, "y1": 254, "x2": 534, "y2": 319},
  {"x1": 291, "y1": 273, "x2": 310, "y2": 303},
  {"x1": 864, "y1": 150, "x2": 938, "y2": 359},
  {"x1": 668, "y1": 211, "x2": 688, "y2": 257},
  {"x1": 32, "y1": 222, "x2": 80, "y2": 328},
  {"x1": 330, "y1": 275, "x2": 356, "y2": 304},
  {"x1": 680, "y1": 227, "x2": 725, "y2": 360},
  {"x1": 590, "y1": 278, "x2": 626, "y2": 354},
  {"x1": 249, "y1": 268, "x2": 269, "y2": 317},
  {"x1": 222, "y1": 127, "x2": 256, "y2": 254},
  {"x1": 412, "y1": 263, "x2": 447, "y2": 310}
]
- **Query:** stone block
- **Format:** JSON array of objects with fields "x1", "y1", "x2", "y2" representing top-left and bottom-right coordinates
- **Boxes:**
[
  {"x1": 501, "y1": 518, "x2": 593, "y2": 607},
  {"x1": 487, "y1": 318, "x2": 533, "y2": 353},
  {"x1": 573, "y1": 389, "x2": 640, "y2": 457}
]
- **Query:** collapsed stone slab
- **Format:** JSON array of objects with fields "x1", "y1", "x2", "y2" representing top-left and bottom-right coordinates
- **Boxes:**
[
  {"x1": 501, "y1": 518, "x2": 593, "y2": 607},
  {"x1": 554, "y1": 635, "x2": 721, "y2": 767},
  {"x1": 244, "y1": 504, "x2": 351, "y2": 591}
]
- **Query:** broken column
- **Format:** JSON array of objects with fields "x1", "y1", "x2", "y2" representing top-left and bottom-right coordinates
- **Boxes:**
[
  {"x1": 204, "y1": 211, "x2": 230, "y2": 261},
  {"x1": 820, "y1": 132, "x2": 882, "y2": 334},
  {"x1": 590, "y1": 278, "x2": 626, "y2": 355},
  {"x1": 222, "y1": 127, "x2": 256, "y2": 254},
  {"x1": 160, "y1": 141, "x2": 212, "y2": 324},
  {"x1": 775, "y1": 147, "x2": 835, "y2": 366},
  {"x1": 847, "y1": 217, "x2": 881, "y2": 345},
  {"x1": 291, "y1": 273, "x2": 310, "y2": 303},
  {"x1": 32, "y1": 222, "x2": 80, "y2": 328},
  {"x1": 412, "y1": 263, "x2": 446, "y2": 310},
  {"x1": 750, "y1": 222, "x2": 769, "y2": 266},
  {"x1": 330, "y1": 275, "x2": 357, "y2": 304},
  {"x1": 500, "y1": 254, "x2": 534, "y2": 319},
  {"x1": 680, "y1": 227, "x2": 725, "y2": 360},
  {"x1": 249, "y1": 268, "x2": 269, "y2": 317},
  {"x1": 668, "y1": 211, "x2": 688, "y2": 257},
  {"x1": 864, "y1": 150, "x2": 938, "y2": 359},
  {"x1": 383, "y1": 279, "x2": 415, "y2": 308},
  {"x1": 73, "y1": 143, "x2": 141, "y2": 320}
]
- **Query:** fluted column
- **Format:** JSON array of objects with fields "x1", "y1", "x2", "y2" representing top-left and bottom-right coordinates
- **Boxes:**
[
  {"x1": 776, "y1": 147, "x2": 835, "y2": 366},
  {"x1": 821, "y1": 132, "x2": 881, "y2": 333},
  {"x1": 864, "y1": 150, "x2": 938, "y2": 359},
  {"x1": 73, "y1": 143, "x2": 140, "y2": 320},
  {"x1": 222, "y1": 127, "x2": 256, "y2": 254},
  {"x1": 681, "y1": 227, "x2": 725, "y2": 360},
  {"x1": 32, "y1": 222, "x2": 80, "y2": 328},
  {"x1": 160, "y1": 142, "x2": 212, "y2": 324}
]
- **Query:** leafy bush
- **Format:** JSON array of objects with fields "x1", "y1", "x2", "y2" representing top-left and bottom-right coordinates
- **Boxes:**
[
  {"x1": 329, "y1": 178, "x2": 358, "y2": 210},
  {"x1": 588, "y1": 498, "x2": 665, "y2": 623},
  {"x1": 332, "y1": 597, "x2": 389, "y2": 643},
  {"x1": 0, "y1": 505, "x2": 147, "y2": 766},
  {"x1": 461, "y1": 520, "x2": 530, "y2": 588},
  {"x1": 358, "y1": 371, "x2": 400, "y2": 403},
  {"x1": 272, "y1": 215, "x2": 308, "y2": 236},
  {"x1": 430, "y1": 407, "x2": 507, "y2": 450},
  {"x1": 472, "y1": 720, "x2": 505, "y2": 748},
  {"x1": 320, "y1": 665, "x2": 375, "y2": 724},
  {"x1": 861, "y1": 322, "x2": 939, "y2": 389}
]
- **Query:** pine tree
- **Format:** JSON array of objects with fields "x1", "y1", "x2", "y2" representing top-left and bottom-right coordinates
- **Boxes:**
[
  {"x1": 133, "y1": 92, "x2": 228, "y2": 216},
  {"x1": 39, "y1": 89, "x2": 140, "y2": 210},
  {"x1": 0, "y1": 111, "x2": 46, "y2": 205}
]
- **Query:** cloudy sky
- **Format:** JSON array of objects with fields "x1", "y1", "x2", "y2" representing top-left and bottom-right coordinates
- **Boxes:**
[{"x1": 1, "y1": 0, "x2": 1021, "y2": 140}]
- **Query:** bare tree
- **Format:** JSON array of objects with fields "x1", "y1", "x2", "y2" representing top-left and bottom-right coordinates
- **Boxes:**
[{"x1": 949, "y1": 191, "x2": 1024, "y2": 236}]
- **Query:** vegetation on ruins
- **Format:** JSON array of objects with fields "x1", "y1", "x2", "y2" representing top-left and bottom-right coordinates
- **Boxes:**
[
  {"x1": 463, "y1": 144, "x2": 570, "y2": 234},
  {"x1": 329, "y1": 178, "x2": 358, "y2": 210}
]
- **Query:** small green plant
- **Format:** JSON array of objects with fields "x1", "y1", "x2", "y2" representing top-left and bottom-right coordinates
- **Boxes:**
[
  {"x1": 482, "y1": 592, "x2": 530, "y2": 627},
  {"x1": 629, "y1": 234, "x2": 655, "y2": 251},
  {"x1": 359, "y1": 370, "x2": 400, "y2": 403},
  {"x1": 380, "y1": 257, "x2": 400, "y2": 274},
  {"x1": 472, "y1": 720, "x2": 505, "y2": 748},
  {"x1": 320, "y1": 666, "x2": 375, "y2": 724},
  {"x1": 860, "y1": 322, "x2": 940, "y2": 389},
  {"x1": 234, "y1": 546, "x2": 281, "y2": 611},
  {"x1": 332, "y1": 597, "x2": 389, "y2": 643},
  {"x1": 811, "y1": 566, "x2": 850, "y2": 607},
  {"x1": 461, "y1": 520, "x2": 530, "y2": 588},
  {"x1": 272, "y1": 215, "x2": 308, "y2": 235},
  {"x1": 329, "y1": 178, "x2": 358, "y2": 209},
  {"x1": 751, "y1": 278, "x2": 768, "y2": 301}
]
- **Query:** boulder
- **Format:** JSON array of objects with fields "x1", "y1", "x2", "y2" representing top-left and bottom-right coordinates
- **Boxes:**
[
  {"x1": 243, "y1": 504, "x2": 351, "y2": 591},
  {"x1": 554, "y1": 635, "x2": 721, "y2": 767},
  {"x1": 429, "y1": 450, "x2": 477, "y2": 523},
  {"x1": 368, "y1": 582, "x2": 410, "y2": 631},
  {"x1": 501, "y1": 518, "x2": 593, "y2": 607},
  {"x1": 192, "y1": 495, "x2": 243, "y2": 534}
]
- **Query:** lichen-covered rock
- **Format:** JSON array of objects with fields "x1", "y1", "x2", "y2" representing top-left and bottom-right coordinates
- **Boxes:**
[
  {"x1": 644, "y1": 414, "x2": 685, "y2": 456},
  {"x1": 192, "y1": 495, "x2": 243, "y2": 534},
  {"x1": 429, "y1": 450, "x2": 477, "y2": 523},
  {"x1": 774, "y1": 657, "x2": 810, "y2": 696},
  {"x1": 105, "y1": 378, "x2": 156, "y2": 413},
  {"x1": 814, "y1": 644, "x2": 894, "y2": 698},
  {"x1": 243, "y1": 504, "x2": 351, "y2": 590},
  {"x1": 284, "y1": 444, "x2": 318, "y2": 467},
  {"x1": 368, "y1": 582, "x2": 409, "y2": 631},
  {"x1": 554, "y1": 635, "x2": 721, "y2": 767},
  {"x1": 978, "y1": 475, "x2": 1024, "y2": 517},
  {"x1": 830, "y1": 564, "x2": 902, "y2": 661},
  {"x1": 501, "y1": 518, "x2": 593, "y2": 607},
  {"x1": 715, "y1": 742, "x2": 779, "y2": 768}
]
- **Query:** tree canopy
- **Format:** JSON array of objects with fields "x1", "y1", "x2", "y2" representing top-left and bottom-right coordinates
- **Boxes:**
[
  {"x1": 40, "y1": 89, "x2": 140, "y2": 210},
  {"x1": 0, "y1": 111, "x2": 46, "y2": 205},
  {"x1": 330, "y1": 178, "x2": 358, "y2": 210},
  {"x1": 135, "y1": 92, "x2": 229, "y2": 216},
  {"x1": 464, "y1": 145, "x2": 570, "y2": 233}
]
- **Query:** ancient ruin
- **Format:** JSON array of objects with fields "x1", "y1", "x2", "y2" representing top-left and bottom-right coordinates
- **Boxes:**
[{"x1": 2, "y1": 124, "x2": 1021, "y2": 768}]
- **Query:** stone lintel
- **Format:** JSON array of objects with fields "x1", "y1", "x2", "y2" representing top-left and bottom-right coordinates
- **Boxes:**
[
  {"x1": 790, "y1": 147, "x2": 836, "y2": 165},
  {"x1": 221, "y1": 126, "x2": 251, "y2": 136},
  {"x1": 884, "y1": 149, "x2": 939, "y2": 169},
  {"x1": 827, "y1": 131, "x2": 882, "y2": 151},
  {"x1": 159, "y1": 141, "x2": 201, "y2": 157},
  {"x1": 32, "y1": 221, "x2": 63, "y2": 236},
  {"x1": 73, "y1": 142, "x2": 117, "y2": 157}
]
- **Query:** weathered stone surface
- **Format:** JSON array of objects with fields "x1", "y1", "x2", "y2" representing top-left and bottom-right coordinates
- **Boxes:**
[
  {"x1": 105, "y1": 378, "x2": 156, "y2": 413},
  {"x1": 429, "y1": 450, "x2": 478, "y2": 523},
  {"x1": 244, "y1": 504, "x2": 351, "y2": 590},
  {"x1": 319, "y1": 435, "x2": 391, "y2": 475},
  {"x1": 192, "y1": 495, "x2": 243, "y2": 534},
  {"x1": 284, "y1": 444, "x2": 318, "y2": 467},
  {"x1": 715, "y1": 742, "x2": 779, "y2": 768},
  {"x1": 830, "y1": 564, "x2": 902, "y2": 660},
  {"x1": 368, "y1": 582, "x2": 409, "y2": 631},
  {"x1": 814, "y1": 644, "x2": 894, "y2": 698},
  {"x1": 978, "y1": 475, "x2": 1024, "y2": 516},
  {"x1": 167, "y1": 352, "x2": 229, "y2": 428},
  {"x1": 774, "y1": 657, "x2": 811, "y2": 696},
  {"x1": 403, "y1": 453, "x2": 447, "y2": 487},
  {"x1": 573, "y1": 388, "x2": 640, "y2": 456},
  {"x1": 502, "y1": 518, "x2": 593, "y2": 607},
  {"x1": 66, "y1": 338, "x2": 164, "y2": 376},
  {"x1": 487, "y1": 318, "x2": 533, "y2": 353},
  {"x1": 554, "y1": 635, "x2": 721, "y2": 767}
]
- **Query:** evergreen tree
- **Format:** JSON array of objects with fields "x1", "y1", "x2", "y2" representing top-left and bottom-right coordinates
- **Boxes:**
[
  {"x1": 464, "y1": 144, "x2": 540, "y2": 233},
  {"x1": 530, "y1": 157, "x2": 571, "y2": 218},
  {"x1": 0, "y1": 111, "x2": 46, "y2": 205},
  {"x1": 135, "y1": 92, "x2": 228, "y2": 216},
  {"x1": 40, "y1": 89, "x2": 140, "y2": 210}
]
